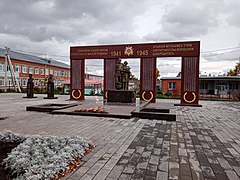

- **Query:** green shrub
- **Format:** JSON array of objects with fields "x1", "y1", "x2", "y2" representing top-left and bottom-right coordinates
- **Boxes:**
[{"x1": 165, "y1": 91, "x2": 172, "y2": 97}]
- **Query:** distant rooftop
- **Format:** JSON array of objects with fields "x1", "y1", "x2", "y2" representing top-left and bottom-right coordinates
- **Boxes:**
[
  {"x1": 161, "y1": 77, "x2": 181, "y2": 80},
  {"x1": 161, "y1": 76, "x2": 240, "y2": 80},
  {"x1": 0, "y1": 48, "x2": 69, "y2": 69}
]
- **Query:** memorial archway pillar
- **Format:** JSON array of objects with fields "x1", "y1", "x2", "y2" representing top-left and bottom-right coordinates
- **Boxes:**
[
  {"x1": 180, "y1": 56, "x2": 200, "y2": 105},
  {"x1": 104, "y1": 58, "x2": 117, "y2": 100},
  {"x1": 70, "y1": 59, "x2": 85, "y2": 100},
  {"x1": 140, "y1": 57, "x2": 156, "y2": 103}
]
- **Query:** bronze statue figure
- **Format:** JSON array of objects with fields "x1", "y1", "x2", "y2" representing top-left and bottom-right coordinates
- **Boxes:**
[
  {"x1": 114, "y1": 59, "x2": 132, "y2": 90},
  {"x1": 26, "y1": 74, "x2": 34, "y2": 98},
  {"x1": 28, "y1": 74, "x2": 34, "y2": 83}
]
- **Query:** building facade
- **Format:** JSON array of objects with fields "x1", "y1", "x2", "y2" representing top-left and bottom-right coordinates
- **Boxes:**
[
  {"x1": 63, "y1": 73, "x2": 104, "y2": 95},
  {"x1": 161, "y1": 77, "x2": 181, "y2": 96},
  {"x1": 0, "y1": 48, "x2": 70, "y2": 91},
  {"x1": 161, "y1": 76, "x2": 240, "y2": 98},
  {"x1": 199, "y1": 76, "x2": 240, "y2": 96}
]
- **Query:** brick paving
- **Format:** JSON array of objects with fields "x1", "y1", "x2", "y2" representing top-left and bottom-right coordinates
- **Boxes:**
[{"x1": 0, "y1": 93, "x2": 240, "y2": 180}]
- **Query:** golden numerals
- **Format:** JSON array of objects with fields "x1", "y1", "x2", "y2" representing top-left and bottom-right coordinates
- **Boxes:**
[
  {"x1": 111, "y1": 50, "x2": 149, "y2": 57},
  {"x1": 111, "y1": 51, "x2": 121, "y2": 57},
  {"x1": 137, "y1": 50, "x2": 148, "y2": 56}
]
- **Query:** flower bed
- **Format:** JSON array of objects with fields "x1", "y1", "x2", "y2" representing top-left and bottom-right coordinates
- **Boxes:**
[
  {"x1": 0, "y1": 130, "x2": 94, "y2": 180},
  {"x1": 74, "y1": 106, "x2": 108, "y2": 113},
  {"x1": 0, "y1": 131, "x2": 25, "y2": 179}
]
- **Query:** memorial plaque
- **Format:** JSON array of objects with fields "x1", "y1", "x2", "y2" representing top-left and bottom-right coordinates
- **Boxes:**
[
  {"x1": 71, "y1": 60, "x2": 82, "y2": 89},
  {"x1": 107, "y1": 90, "x2": 136, "y2": 103},
  {"x1": 140, "y1": 58, "x2": 156, "y2": 103},
  {"x1": 70, "y1": 59, "x2": 84, "y2": 100},
  {"x1": 104, "y1": 59, "x2": 116, "y2": 91},
  {"x1": 181, "y1": 57, "x2": 199, "y2": 105}
]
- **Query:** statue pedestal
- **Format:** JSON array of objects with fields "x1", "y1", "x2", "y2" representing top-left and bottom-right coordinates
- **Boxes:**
[
  {"x1": 23, "y1": 82, "x2": 37, "y2": 98},
  {"x1": 44, "y1": 82, "x2": 58, "y2": 99},
  {"x1": 106, "y1": 90, "x2": 136, "y2": 103}
]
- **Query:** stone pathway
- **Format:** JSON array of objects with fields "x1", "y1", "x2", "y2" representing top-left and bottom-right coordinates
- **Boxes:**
[{"x1": 0, "y1": 93, "x2": 240, "y2": 180}]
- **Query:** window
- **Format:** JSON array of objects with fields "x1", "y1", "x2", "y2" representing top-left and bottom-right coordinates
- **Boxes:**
[
  {"x1": 200, "y1": 83, "x2": 208, "y2": 90},
  {"x1": 0, "y1": 78, "x2": 4, "y2": 86},
  {"x1": 58, "y1": 70, "x2": 61, "y2": 76},
  {"x1": 168, "y1": 82, "x2": 176, "y2": 90},
  {"x1": 29, "y1": 66, "x2": 33, "y2": 74},
  {"x1": 54, "y1": 70, "x2": 57, "y2": 76},
  {"x1": 15, "y1": 64, "x2": 21, "y2": 72},
  {"x1": 0, "y1": 63, "x2": 4, "y2": 71},
  {"x1": 34, "y1": 79, "x2": 39, "y2": 86},
  {"x1": 62, "y1": 70, "x2": 64, "y2": 76},
  {"x1": 50, "y1": 69, "x2": 53, "y2": 75},
  {"x1": 45, "y1": 68, "x2": 49, "y2": 75},
  {"x1": 7, "y1": 64, "x2": 10, "y2": 71},
  {"x1": 40, "y1": 68, "x2": 44, "y2": 75},
  {"x1": 35, "y1": 67, "x2": 39, "y2": 74},
  {"x1": 58, "y1": 80, "x2": 61, "y2": 85},
  {"x1": 229, "y1": 82, "x2": 239, "y2": 90},
  {"x1": 22, "y1": 78, "x2": 27, "y2": 86},
  {"x1": 39, "y1": 79, "x2": 44, "y2": 86},
  {"x1": 7, "y1": 79, "x2": 13, "y2": 86},
  {"x1": 22, "y1": 65, "x2": 27, "y2": 73}
]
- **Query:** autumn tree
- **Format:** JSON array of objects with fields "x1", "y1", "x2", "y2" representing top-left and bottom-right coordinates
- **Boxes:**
[
  {"x1": 156, "y1": 67, "x2": 160, "y2": 79},
  {"x1": 227, "y1": 62, "x2": 240, "y2": 76}
]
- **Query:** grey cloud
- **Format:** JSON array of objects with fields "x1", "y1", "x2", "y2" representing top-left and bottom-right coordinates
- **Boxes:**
[
  {"x1": 0, "y1": 0, "x2": 239, "y2": 78},
  {"x1": 144, "y1": 0, "x2": 224, "y2": 41},
  {"x1": 96, "y1": 32, "x2": 142, "y2": 45},
  {"x1": 0, "y1": 0, "x2": 148, "y2": 42},
  {"x1": 202, "y1": 49, "x2": 240, "y2": 62},
  {"x1": 226, "y1": 5, "x2": 240, "y2": 27}
]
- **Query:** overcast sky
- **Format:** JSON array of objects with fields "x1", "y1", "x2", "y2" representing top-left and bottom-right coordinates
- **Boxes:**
[{"x1": 0, "y1": 0, "x2": 240, "y2": 78}]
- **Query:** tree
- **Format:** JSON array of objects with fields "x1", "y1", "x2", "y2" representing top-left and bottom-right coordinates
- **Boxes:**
[
  {"x1": 156, "y1": 67, "x2": 160, "y2": 79},
  {"x1": 131, "y1": 74, "x2": 138, "y2": 80},
  {"x1": 227, "y1": 62, "x2": 240, "y2": 76}
]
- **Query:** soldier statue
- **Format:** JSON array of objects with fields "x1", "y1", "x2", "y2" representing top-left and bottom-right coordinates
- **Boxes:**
[{"x1": 27, "y1": 74, "x2": 34, "y2": 98}]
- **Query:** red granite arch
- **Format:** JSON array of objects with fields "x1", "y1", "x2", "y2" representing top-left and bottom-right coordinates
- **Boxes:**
[{"x1": 70, "y1": 41, "x2": 200, "y2": 106}]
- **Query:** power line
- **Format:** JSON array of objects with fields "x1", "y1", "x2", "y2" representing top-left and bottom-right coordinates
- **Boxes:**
[
  {"x1": 201, "y1": 46, "x2": 240, "y2": 53},
  {"x1": 201, "y1": 57, "x2": 240, "y2": 62},
  {"x1": 202, "y1": 50, "x2": 240, "y2": 57}
]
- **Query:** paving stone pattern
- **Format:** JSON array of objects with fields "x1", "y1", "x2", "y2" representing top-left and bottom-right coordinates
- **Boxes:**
[{"x1": 0, "y1": 94, "x2": 240, "y2": 180}]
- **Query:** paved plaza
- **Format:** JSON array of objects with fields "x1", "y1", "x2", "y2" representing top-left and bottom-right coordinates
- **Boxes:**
[{"x1": 0, "y1": 93, "x2": 240, "y2": 180}]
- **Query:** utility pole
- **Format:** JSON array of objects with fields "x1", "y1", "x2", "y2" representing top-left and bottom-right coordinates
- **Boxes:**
[
  {"x1": 4, "y1": 48, "x2": 8, "y2": 92},
  {"x1": 4, "y1": 47, "x2": 21, "y2": 92}
]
